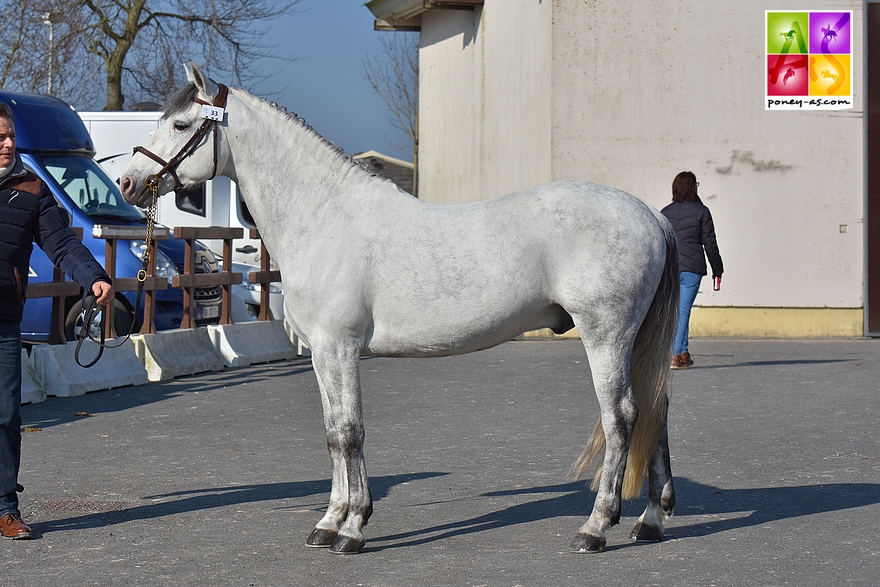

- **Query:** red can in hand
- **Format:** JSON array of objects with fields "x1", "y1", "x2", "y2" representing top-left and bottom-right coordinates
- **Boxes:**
[{"x1": 713, "y1": 276, "x2": 721, "y2": 291}]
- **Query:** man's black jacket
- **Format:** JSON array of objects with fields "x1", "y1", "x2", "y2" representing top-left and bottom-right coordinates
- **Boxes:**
[{"x1": 0, "y1": 157, "x2": 110, "y2": 323}]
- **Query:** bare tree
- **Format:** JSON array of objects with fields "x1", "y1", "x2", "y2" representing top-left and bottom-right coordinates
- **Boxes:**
[
  {"x1": 363, "y1": 32, "x2": 419, "y2": 196},
  {"x1": 0, "y1": 0, "x2": 86, "y2": 96},
  {"x1": 0, "y1": 0, "x2": 302, "y2": 110},
  {"x1": 0, "y1": 1, "x2": 37, "y2": 91}
]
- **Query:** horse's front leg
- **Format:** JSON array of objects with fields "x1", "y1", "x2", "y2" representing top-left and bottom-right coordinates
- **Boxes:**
[
  {"x1": 631, "y1": 398, "x2": 674, "y2": 542},
  {"x1": 570, "y1": 347, "x2": 637, "y2": 553},
  {"x1": 304, "y1": 344, "x2": 373, "y2": 555}
]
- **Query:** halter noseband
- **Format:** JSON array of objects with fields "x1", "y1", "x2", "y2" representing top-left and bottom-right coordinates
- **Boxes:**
[{"x1": 133, "y1": 83, "x2": 229, "y2": 191}]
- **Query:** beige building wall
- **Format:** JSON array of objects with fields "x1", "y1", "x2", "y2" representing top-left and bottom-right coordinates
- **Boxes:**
[
  {"x1": 417, "y1": 1, "x2": 866, "y2": 336},
  {"x1": 419, "y1": 1, "x2": 552, "y2": 204}
]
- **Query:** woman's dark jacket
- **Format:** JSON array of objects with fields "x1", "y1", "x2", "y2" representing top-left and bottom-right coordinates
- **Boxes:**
[
  {"x1": 661, "y1": 198, "x2": 723, "y2": 277},
  {"x1": 0, "y1": 157, "x2": 111, "y2": 323}
]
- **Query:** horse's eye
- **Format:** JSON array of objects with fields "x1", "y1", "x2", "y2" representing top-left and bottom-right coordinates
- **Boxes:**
[{"x1": 173, "y1": 122, "x2": 190, "y2": 131}]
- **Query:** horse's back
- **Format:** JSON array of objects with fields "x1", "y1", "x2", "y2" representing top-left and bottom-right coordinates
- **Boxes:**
[
  {"x1": 504, "y1": 180, "x2": 664, "y2": 245},
  {"x1": 392, "y1": 180, "x2": 664, "y2": 253}
]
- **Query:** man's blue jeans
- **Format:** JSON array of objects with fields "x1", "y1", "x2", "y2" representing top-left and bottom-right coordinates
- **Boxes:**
[
  {"x1": 674, "y1": 272, "x2": 702, "y2": 356},
  {"x1": 0, "y1": 322, "x2": 23, "y2": 516}
]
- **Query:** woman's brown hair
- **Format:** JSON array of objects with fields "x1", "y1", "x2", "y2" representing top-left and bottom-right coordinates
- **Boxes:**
[{"x1": 672, "y1": 171, "x2": 698, "y2": 203}]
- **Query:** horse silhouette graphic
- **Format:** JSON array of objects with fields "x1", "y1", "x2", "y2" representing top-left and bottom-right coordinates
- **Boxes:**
[
  {"x1": 821, "y1": 69, "x2": 839, "y2": 84},
  {"x1": 821, "y1": 25, "x2": 837, "y2": 43}
]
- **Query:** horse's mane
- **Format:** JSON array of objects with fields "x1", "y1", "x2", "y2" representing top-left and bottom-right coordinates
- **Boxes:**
[{"x1": 163, "y1": 82, "x2": 391, "y2": 186}]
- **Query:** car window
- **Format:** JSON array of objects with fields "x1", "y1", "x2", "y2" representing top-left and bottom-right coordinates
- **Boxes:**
[{"x1": 41, "y1": 155, "x2": 145, "y2": 221}]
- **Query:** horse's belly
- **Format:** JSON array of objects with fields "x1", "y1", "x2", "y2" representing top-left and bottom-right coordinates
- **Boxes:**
[
  {"x1": 363, "y1": 299, "x2": 563, "y2": 358},
  {"x1": 363, "y1": 325, "x2": 518, "y2": 357}
]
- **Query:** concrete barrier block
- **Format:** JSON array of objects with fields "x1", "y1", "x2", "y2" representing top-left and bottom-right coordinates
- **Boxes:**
[
  {"x1": 31, "y1": 340, "x2": 149, "y2": 398},
  {"x1": 206, "y1": 321, "x2": 296, "y2": 368},
  {"x1": 297, "y1": 337, "x2": 311, "y2": 358},
  {"x1": 132, "y1": 328, "x2": 226, "y2": 382},
  {"x1": 21, "y1": 349, "x2": 45, "y2": 405},
  {"x1": 283, "y1": 320, "x2": 311, "y2": 357}
]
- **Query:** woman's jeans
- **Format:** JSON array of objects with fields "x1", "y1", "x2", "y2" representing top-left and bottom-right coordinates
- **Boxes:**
[
  {"x1": 674, "y1": 272, "x2": 703, "y2": 356},
  {"x1": 0, "y1": 321, "x2": 23, "y2": 516}
]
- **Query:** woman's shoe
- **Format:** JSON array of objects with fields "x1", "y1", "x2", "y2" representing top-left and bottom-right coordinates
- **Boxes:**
[
  {"x1": 680, "y1": 351, "x2": 694, "y2": 366},
  {"x1": 670, "y1": 355, "x2": 688, "y2": 370}
]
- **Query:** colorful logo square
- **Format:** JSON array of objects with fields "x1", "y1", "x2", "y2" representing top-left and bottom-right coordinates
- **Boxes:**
[
  {"x1": 808, "y1": 12, "x2": 852, "y2": 55},
  {"x1": 767, "y1": 54, "x2": 809, "y2": 96},
  {"x1": 765, "y1": 10, "x2": 853, "y2": 110},
  {"x1": 810, "y1": 54, "x2": 851, "y2": 97},
  {"x1": 767, "y1": 12, "x2": 809, "y2": 54}
]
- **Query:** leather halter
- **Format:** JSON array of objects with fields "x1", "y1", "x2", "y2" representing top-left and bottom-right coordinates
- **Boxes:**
[{"x1": 133, "y1": 83, "x2": 229, "y2": 191}]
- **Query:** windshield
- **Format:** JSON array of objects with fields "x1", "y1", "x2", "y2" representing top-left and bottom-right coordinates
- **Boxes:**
[{"x1": 40, "y1": 155, "x2": 145, "y2": 221}]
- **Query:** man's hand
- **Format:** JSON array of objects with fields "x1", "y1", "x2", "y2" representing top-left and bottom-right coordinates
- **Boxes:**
[{"x1": 91, "y1": 281, "x2": 115, "y2": 306}]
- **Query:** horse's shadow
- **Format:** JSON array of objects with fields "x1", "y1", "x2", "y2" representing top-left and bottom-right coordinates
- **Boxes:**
[
  {"x1": 31, "y1": 472, "x2": 446, "y2": 535},
  {"x1": 33, "y1": 473, "x2": 880, "y2": 551},
  {"x1": 366, "y1": 477, "x2": 880, "y2": 551}
]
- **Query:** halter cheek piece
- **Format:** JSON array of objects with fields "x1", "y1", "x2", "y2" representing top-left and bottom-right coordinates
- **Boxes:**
[{"x1": 133, "y1": 83, "x2": 229, "y2": 191}]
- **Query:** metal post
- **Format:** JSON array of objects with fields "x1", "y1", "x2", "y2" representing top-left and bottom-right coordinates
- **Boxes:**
[{"x1": 41, "y1": 12, "x2": 61, "y2": 95}]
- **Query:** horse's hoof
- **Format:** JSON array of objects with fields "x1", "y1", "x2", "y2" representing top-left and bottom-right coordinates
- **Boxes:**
[
  {"x1": 569, "y1": 532, "x2": 605, "y2": 553},
  {"x1": 329, "y1": 534, "x2": 365, "y2": 555},
  {"x1": 629, "y1": 522, "x2": 664, "y2": 542},
  {"x1": 305, "y1": 528, "x2": 338, "y2": 548}
]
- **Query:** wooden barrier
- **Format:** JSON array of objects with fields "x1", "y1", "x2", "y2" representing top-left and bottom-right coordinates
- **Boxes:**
[
  {"x1": 25, "y1": 224, "x2": 281, "y2": 340},
  {"x1": 29, "y1": 223, "x2": 281, "y2": 342},
  {"x1": 92, "y1": 224, "x2": 170, "y2": 335},
  {"x1": 248, "y1": 228, "x2": 282, "y2": 321},
  {"x1": 172, "y1": 226, "x2": 243, "y2": 328}
]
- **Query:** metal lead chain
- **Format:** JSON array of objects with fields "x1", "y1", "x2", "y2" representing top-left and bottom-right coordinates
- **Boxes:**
[{"x1": 138, "y1": 175, "x2": 161, "y2": 282}]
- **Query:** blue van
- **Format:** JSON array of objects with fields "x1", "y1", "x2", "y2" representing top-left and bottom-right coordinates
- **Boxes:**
[{"x1": 0, "y1": 91, "x2": 222, "y2": 341}]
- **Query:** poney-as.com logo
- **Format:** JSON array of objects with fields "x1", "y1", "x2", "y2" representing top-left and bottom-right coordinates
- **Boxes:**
[{"x1": 766, "y1": 10, "x2": 852, "y2": 110}]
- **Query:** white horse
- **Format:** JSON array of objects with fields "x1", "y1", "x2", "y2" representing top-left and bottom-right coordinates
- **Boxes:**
[{"x1": 121, "y1": 63, "x2": 678, "y2": 555}]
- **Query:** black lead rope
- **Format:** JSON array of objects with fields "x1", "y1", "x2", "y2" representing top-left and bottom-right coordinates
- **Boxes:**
[
  {"x1": 73, "y1": 276, "x2": 146, "y2": 368},
  {"x1": 73, "y1": 293, "x2": 107, "y2": 368}
]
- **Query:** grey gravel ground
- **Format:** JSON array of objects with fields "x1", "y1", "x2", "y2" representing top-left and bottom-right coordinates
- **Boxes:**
[{"x1": 3, "y1": 338, "x2": 879, "y2": 587}]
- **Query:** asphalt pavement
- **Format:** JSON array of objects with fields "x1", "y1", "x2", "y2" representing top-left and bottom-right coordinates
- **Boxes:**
[{"x1": 3, "y1": 338, "x2": 879, "y2": 587}]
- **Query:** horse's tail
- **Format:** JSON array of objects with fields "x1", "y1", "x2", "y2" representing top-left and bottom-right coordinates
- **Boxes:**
[{"x1": 572, "y1": 211, "x2": 679, "y2": 499}]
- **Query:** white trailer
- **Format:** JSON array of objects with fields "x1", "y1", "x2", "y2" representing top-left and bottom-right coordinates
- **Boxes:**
[{"x1": 77, "y1": 111, "x2": 262, "y2": 264}]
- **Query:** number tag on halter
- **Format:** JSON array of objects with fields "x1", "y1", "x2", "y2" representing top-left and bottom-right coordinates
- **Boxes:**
[{"x1": 201, "y1": 105, "x2": 225, "y2": 121}]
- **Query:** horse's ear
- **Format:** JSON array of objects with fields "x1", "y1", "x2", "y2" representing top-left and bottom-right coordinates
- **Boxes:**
[
  {"x1": 184, "y1": 61, "x2": 197, "y2": 83},
  {"x1": 183, "y1": 61, "x2": 220, "y2": 103}
]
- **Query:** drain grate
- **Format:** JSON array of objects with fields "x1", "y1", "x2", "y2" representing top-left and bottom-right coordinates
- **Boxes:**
[{"x1": 39, "y1": 500, "x2": 130, "y2": 514}]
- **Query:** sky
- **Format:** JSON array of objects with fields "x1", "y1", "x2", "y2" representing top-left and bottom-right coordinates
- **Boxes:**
[{"x1": 247, "y1": 1, "x2": 414, "y2": 162}]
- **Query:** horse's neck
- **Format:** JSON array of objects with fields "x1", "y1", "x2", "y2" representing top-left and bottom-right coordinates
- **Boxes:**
[
  {"x1": 224, "y1": 92, "x2": 372, "y2": 231},
  {"x1": 229, "y1": 96, "x2": 341, "y2": 199}
]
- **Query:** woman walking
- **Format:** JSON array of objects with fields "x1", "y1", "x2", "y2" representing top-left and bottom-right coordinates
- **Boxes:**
[{"x1": 661, "y1": 171, "x2": 723, "y2": 369}]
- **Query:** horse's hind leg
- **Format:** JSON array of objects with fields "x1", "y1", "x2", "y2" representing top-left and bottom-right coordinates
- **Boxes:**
[
  {"x1": 570, "y1": 340, "x2": 638, "y2": 553},
  {"x1": 631, "y1": 398, "x2": 674, "y2": 542},
  {"x1": 304, "y1": 345, "x2": 373, "y2": 555}
]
